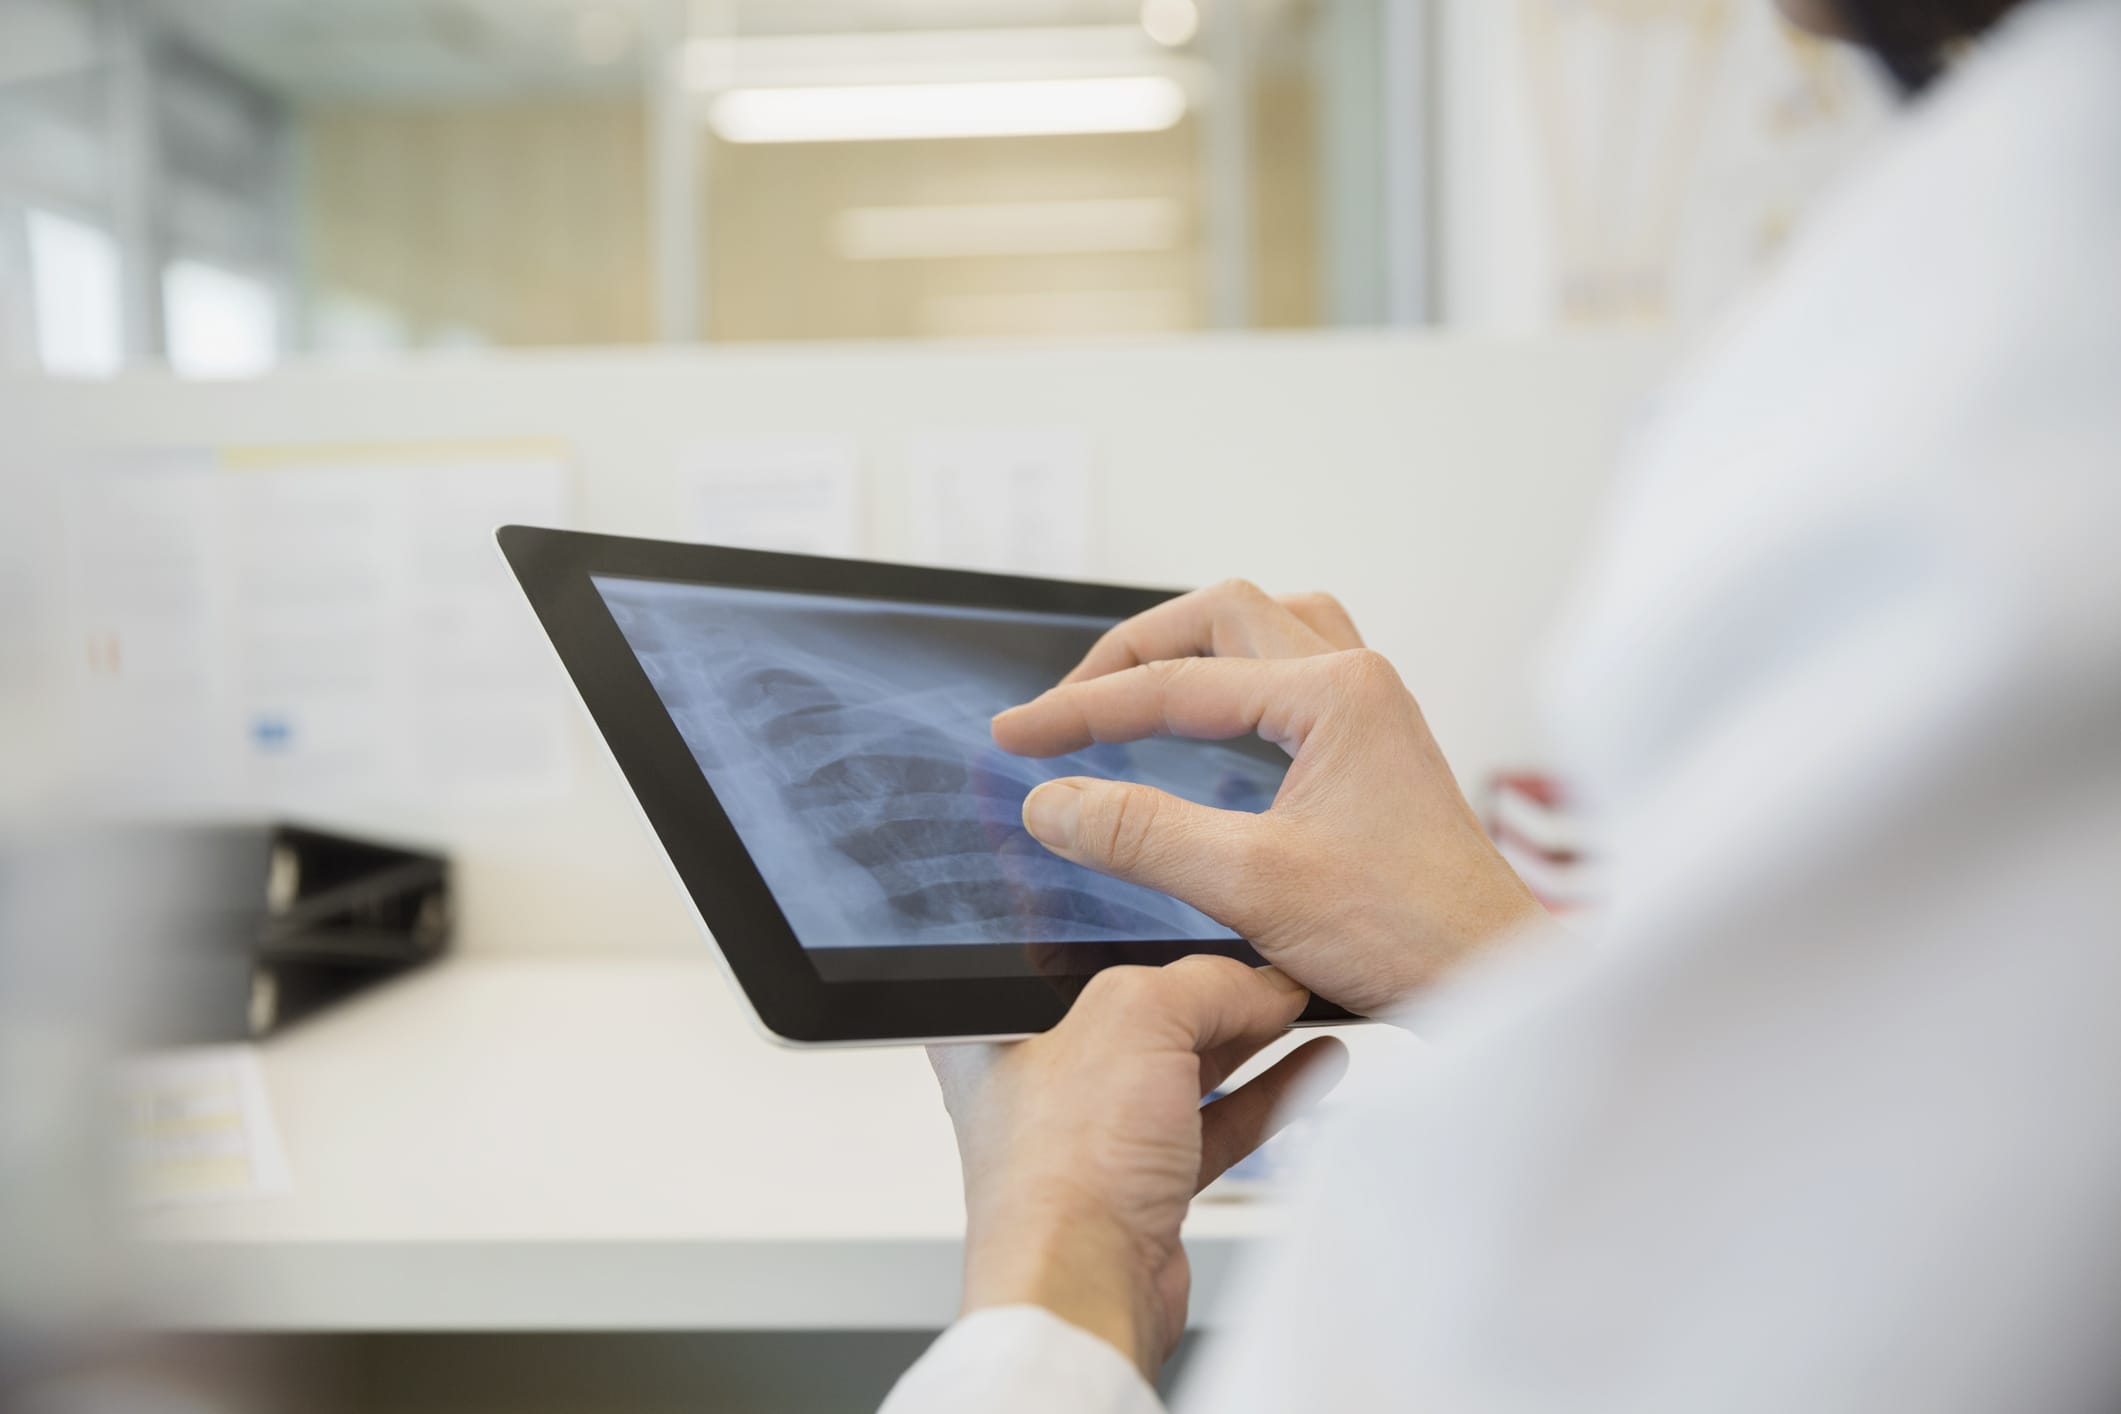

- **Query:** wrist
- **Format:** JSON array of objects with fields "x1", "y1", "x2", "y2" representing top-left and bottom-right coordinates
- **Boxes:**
[
  {"x1": 1372, "y1": 865, "x2": 1552, "y2": 1014},
  {"x1": 961, "y1": 1206, "x2": 1159, "y2": 1376}
]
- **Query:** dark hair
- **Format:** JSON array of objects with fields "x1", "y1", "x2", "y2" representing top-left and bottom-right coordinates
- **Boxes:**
[{"x1": 1838, "y1": 0, "x2": 2025, "y2": 90}]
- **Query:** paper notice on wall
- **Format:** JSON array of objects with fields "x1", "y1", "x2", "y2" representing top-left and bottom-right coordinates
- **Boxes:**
[
  {"x1": 124, "y1": 1045, "x2": 292, "y2": 1207},
  {"x1": 63, "y1": 442, "x2": 573, "y2": 811},
  {"x1": 907, "y1": 428, "x2": 1094, "y2": 578},
  {"x1": 678, "y1": 436, "x2": 861, "y2": 556}
]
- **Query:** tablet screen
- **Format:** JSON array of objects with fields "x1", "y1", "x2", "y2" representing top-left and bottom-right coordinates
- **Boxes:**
[{"x1": 592, "y1": 575, "x2": 1286, "y2": 977}]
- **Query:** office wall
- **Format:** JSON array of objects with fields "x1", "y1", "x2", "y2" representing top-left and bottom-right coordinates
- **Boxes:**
[{"x1": 6, "y1": 332, "x2": 1670, "y2": 956}]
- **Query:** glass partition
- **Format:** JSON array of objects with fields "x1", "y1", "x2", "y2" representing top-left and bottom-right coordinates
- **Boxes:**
[{"x1": 0, "y1": 0, "x2": 1892, "y2": 371}]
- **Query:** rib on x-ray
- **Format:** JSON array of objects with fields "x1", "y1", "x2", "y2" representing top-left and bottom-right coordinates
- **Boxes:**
[{"x1": 592, "y1": 576, "x2": 1287, "y2": 951}]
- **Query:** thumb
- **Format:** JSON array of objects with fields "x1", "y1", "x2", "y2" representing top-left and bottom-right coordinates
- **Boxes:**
[{"x1": 1022, "y1": 778, "x2": 1271, "y2": 930}]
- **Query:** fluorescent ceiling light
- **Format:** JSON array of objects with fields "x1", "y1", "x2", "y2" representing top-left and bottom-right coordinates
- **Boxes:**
[
  {"x1": 836, "y1": 198, "x2": 1185, "y2": 260},
  {"x1": 709, "y1": 76, "x2": 1188, "y2": 144}
]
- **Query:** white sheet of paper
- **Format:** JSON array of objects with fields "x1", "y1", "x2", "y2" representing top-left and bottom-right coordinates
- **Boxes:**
[
  {"x1": 907, "y1": 428, "x2": 1094, "y2": 577},
  {"x1": 63, "y1": 443, "x2": 573, "y2": 811},
  {"x1": 124, "y1": 1045, "x2": 292, "y2": 1207},
  {"x1": 678, "y1": 436, "x2": 861, "y2": 556}
]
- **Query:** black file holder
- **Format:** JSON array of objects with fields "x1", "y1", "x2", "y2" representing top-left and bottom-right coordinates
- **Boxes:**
[{"x1": 148, "y1": 823, "x2": 452, "y2": 1044}]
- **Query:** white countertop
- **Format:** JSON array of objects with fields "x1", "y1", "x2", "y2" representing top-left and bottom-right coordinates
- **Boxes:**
[{"x1": 135, "y1": 955, "x2": 1402, "y2": 1332}]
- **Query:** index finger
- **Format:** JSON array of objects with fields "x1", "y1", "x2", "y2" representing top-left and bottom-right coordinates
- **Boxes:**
[
  {"x1": 994, "y1": 655, "x2": 1328, "y2": 759},
  {"x1": 1061, "y1": 580, "x2": 1332, "y2": 685}
]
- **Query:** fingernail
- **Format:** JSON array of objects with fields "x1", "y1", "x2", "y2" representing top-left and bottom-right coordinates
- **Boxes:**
[{"x1": 1023, "y1": 781, "x2": 1083, "y2": 849}]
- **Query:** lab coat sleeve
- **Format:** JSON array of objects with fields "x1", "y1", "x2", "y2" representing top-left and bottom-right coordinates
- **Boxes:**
[
  {"x1": 1170, "y1": 8, "x2": 2121, "y2": 1411},
  {"x1": 878, "y1": 1306, "x2": 1166, "y2": 1414}
]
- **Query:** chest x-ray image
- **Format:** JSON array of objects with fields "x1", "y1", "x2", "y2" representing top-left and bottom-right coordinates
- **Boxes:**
[{"x1": 592, "y1": 576, "x2": 1288, "y2": 952}]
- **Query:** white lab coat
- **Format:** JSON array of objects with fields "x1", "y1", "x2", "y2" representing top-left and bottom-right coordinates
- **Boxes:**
[{"x1": 882, "y1": 2, "x2": 2121, "y2": 1409}]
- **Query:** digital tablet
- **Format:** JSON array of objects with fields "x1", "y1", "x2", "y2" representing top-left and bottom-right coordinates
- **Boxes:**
[{"x1": 498, "y1": 526, "x2": 1350, "y2": 1045}]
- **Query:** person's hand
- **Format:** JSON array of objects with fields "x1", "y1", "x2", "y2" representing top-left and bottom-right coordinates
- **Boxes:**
[
  {"x1": 931, "y1": 957, "x2": 1346, "y2": 1377},
  {"x1": 994, "y1": 580, "x2": 1546, "y2": 1016}
]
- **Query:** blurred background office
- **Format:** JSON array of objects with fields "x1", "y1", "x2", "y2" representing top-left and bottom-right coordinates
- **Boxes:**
[
  {"x1": 1, "y1": 3, "x2": 1904, "y2": 1412},
  {"x1": 1, "y1": 0, "x2": 1889, "y2": 368}
]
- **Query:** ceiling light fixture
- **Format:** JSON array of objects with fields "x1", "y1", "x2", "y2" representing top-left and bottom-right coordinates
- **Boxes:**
[{"x1": 707, "y1": 76, "x2": 1189, "y2": 144}]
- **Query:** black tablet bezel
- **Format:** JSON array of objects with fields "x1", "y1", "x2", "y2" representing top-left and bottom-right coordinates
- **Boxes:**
[{"x1": 499, "y1": 524, "x2": 1351, "y2": 1044}]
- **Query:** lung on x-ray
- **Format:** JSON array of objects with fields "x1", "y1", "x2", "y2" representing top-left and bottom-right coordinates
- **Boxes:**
[{"x1": 592, "y1": 576, "x2": 1287, "y2": 952}]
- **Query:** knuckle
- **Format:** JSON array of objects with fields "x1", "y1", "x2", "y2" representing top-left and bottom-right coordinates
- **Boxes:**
[
  {"x1": 1143, "y1": 655, "x2": 1199, "y2": 692},
  {"x1": 1211, "y1": 576, "x2": 1273, "y2": 609},
  {"x1": 1088, "y1": 784, "x2": 1166, "y2": 876},
  {"x1": 1333, "y1": 648, "x2": 1401, "y2": 695}
]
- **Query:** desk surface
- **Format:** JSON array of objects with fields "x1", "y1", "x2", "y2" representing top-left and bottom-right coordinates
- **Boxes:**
[{"x1": 136, "y1": 955, "x2": 1407, "y2": 1331}]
